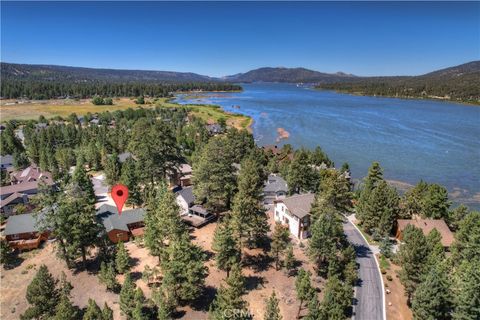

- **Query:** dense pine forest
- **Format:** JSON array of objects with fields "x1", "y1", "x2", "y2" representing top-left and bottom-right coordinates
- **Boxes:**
[{"x1": 0, "y1": 80, "x2": 242, "y2": 100}]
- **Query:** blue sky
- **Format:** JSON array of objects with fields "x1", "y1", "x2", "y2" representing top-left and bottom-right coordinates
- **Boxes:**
[{"x1": 1, "y1": 1, "x2": 479, "y2": 77}]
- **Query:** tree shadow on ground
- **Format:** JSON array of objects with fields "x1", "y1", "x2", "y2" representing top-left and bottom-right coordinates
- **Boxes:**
[
  {"x1": 243, "y1": 252, "x2": 272, "y2": 273},
  {"x1": 245, "y1": 275, "x2": 266, "y2": 292},
  {"x1": 190, "y1": 285, "x2": 217, "y2": 312}
]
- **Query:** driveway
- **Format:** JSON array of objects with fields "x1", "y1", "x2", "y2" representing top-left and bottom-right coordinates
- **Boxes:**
[
  {"x1": 343, "y1": 220, "x2": 385, "y2": 320},
  {"x1": 91, "y1": 174, "x2": 115, "y2": 208}
]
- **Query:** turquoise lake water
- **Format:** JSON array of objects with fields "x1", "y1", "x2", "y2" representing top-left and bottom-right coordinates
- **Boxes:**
[{"x1": 175, "y1": 83, "x2": 480, "y2": 208}]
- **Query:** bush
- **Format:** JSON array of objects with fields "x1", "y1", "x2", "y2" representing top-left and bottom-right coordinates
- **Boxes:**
[
  {"x1": 91, "y1": 96, "x2": 105, "y2": 105},
  {"x1": 386, "y1": 274, "x2": 393, "y2": 281}
]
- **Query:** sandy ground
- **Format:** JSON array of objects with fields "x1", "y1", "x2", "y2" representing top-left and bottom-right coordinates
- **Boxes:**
[
  {"x1": 381, "y1": 259, "x2": 413, "y2": 320},
  {"x1": 0, "y1": 244, "x2": 122, "y2": 320},
  {"x1": 1, "y1": 208, "x2": 321, "y2": 319}
]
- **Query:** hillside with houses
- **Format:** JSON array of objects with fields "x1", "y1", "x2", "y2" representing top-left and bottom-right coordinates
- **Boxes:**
[{"x1": 0, "y1": 105, "x2": 478, "y2": 320}]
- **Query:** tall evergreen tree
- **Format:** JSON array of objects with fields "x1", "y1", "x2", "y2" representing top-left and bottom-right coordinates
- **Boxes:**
[
  {"x1": 308, "y1": 212, "x2": 343, "y2": 276},
  {"x1": 397, "y1": 225, "x2": 430, "y2": 303},
  {"x1": 22, "y1": 265, "x2": 60, "y2": 319},
  {"x1": 422, "y1": 183, "x2": 451, "y2": 219},
  {"x1": 98, "y1": 262, "x2": 119, "y2": 292},
  {"x1": 270, "y1": 223, "x2": 290, "y2": 271},
  {"x1": 160, "y1": 235, "x2": 208, "y2": 306},
  {"x1": 209, "y1": 263, "x2": 250, "y2": 320},
  {"x1": 120, "y1": 273, "x2": 137, "y2": 319},
  {"x1": 295, "y1": 269, "x2": 315, "y2": 319},
  {"x1": 120, "y1": 157, "x2": 142, "y2": 207},
  {"x1": 451, "y1": 211, "x2": 480, "y2": 264},
  {"x1": 83, "y1": 299, "x2": 103, "y2": 320},
  {"x1": 193, "y1": 136, "x2": 237, "y2": 212},
  {"x1": 115, "y1": 241, "x2": 131, "y2": 274},
  {"x1": 212, "y1": 220, "x2": 241, "y2": 277},
  {"x1": 286, "y1": 149, "x2": 317, "y2": 194},
  {"x1": 264, "y1": 291, "x2": 282, "y2": 320},
  {"x1": 104, "y1": 152, "x2": 121, "y2": 186},
  {"x1": 319, "y1": 275, "x2": 352, "y2": 320},
  {"x1": 231, "y1": 154, "x2": 269, "y2": 250},
  {"x1": 412, "y1": 263, "x2": 451, "y2": 320},
  {"x1": 144, "y1": 184, "x2": 187, "y2": 259},
  {"x1": 452, "y1": 259, "x2": 480, "y2": 320}
]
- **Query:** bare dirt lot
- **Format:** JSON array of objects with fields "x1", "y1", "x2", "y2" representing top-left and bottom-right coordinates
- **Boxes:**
[{"x1": 1, "y1": 210, "x2": 320, "y2": 319}]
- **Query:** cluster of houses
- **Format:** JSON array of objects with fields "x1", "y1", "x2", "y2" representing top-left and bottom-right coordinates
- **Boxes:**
[
  {"x1": 1, "y1": 154, "x2": 456, "y2": 254},
  {"x1": 0, "y1": 164, "x2": 55, "y2": 216}
]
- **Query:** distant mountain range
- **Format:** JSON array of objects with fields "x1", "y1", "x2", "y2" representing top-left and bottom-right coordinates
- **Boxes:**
[
  {"x1": 223, "y1": 67, "x2": 356, "y2": 83},
  {"x1": 0, "y1": 62, "x2": 213, "y2": 83},
  {"x1": 1, "y1": 61, "x2": 478, "y2": 103}
]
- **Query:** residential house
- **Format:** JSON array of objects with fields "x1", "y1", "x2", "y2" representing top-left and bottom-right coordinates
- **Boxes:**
[
  {"x1": 274, "y1": 193, "x2": 315, "y2": 239},
  {"x1": 168, "y1": 163, "x2": 193, "y2": 188},
  {"x1": 262, "y1": 145, "x2": 294, "y2": 161},
  {"x1": 395, "y1": 218, "x2": 454, "y2": 248},
  {"x1": 175, "y1": 186, "x2": 214, "y2": 227},
  {"x1": 206, "y1": 123, "x2": 224, "y2": 135},
  {"x1": 4, "y1": 210, "x2": 49, "y2": 250},
  {"x1": 96, "y1": 204, "x2": 146, "y2": 243},
  {"x1": 1, "y1": 166, "x2": 54, "y2": 217},
  {"x1": 263, "y1": 174, "x2": 288, "y2": 204},
  {"x1": 0, "y1": 154, "x2": 14, "y2": 171}
]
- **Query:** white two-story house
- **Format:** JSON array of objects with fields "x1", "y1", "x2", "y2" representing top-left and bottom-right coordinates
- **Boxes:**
[{"x1": 274, "y1": 193, "x2": 314, "y2": 239}]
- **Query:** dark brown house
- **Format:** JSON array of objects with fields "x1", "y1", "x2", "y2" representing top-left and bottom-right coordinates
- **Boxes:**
[
  {"x1": 96, "y1": 204, "x2": 146, "y2": 243},
  {"x1": 3, "y1": 211, "x2": 49, "y2": 250}
]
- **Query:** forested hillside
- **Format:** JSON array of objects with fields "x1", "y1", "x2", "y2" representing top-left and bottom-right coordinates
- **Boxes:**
[
  {"x1": 316, "y1": 61, "x2": 480, "y2": 104},
  {"x1": 0, "y1": 63, "x2": 241, "y2": 99}
]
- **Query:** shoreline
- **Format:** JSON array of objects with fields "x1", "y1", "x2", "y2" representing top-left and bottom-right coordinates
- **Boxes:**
[{"x1": 315, "y1": 88, "x2": 480, "y2": 107}]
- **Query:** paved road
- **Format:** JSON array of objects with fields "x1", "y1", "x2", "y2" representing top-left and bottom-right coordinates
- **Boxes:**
[{"x1": 343, "y1": 220, "x2": 384, "y2": 320}]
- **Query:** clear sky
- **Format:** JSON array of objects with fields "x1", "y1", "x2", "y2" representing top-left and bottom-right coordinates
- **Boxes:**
[{"x1": 1, "y1": 1, "x2": 479, "y2": 77}]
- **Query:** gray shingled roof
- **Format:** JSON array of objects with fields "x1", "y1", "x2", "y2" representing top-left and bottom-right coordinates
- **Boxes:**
[
  {"x1": 4, "y1": 210, "x2": 47, "y2": 236},
  {"x1": 96, "y1": 204, "x2": 145, "y2": 232},
  {"x1": 264, "y1": 174, "x2": 288, "y2": 193},
  {"x1": 118, "y1": 152, "x2": 132, "y2": 163},
  {"x1": 175, "y1": 186, "x2": 195, "y2": 206},
  {"x1": 282, "y1": 193, "x2": 315, "y2": 219}
]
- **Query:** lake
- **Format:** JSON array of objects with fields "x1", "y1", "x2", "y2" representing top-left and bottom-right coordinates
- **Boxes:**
[{"x1": 175, "y1": 83, "x2": 480, "y2": 208}]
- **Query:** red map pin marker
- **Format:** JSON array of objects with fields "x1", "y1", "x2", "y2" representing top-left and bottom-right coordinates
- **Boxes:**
[{"x1": 112, "y1": 184, "x2": 129, "y2": 215}]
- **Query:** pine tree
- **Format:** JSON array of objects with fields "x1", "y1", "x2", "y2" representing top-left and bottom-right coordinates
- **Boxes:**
[
  {"x1": 264, "y1": 291, "x2": 282, "y2": 320},
  {"x1": 448, "y1": 204, "x2": 469, "y2": 232},
  {"x1": 0, "y1": 238, "x2": 13, "y2": 266},
  {"x1": 397, "y1": 225, "x2": 430, "y2": 303},
  {"x1": 451, "y1": 211, "x2": 480, "y2": 263},
  {"x1": 83, "y1": 299, "x2": 103, "y2": 320},
  {"x1": 319, "y1": 275, "x2": 351, "y2": 320},
  {"x1": 120, "y1": 273, "x2": 137, "y2": 319},
  {"x1": 101, "y1": 303, "x2": 114, "y2": 320},
  {"x1": 316, "y1": 169, "x2": 353, "y2": 214},
  {"x1": 22, "y1": 265, "x2": 60, "y2": 319},
  {"x1": 270, "y1": 223, "x2": 290, "y2": 270},
  {"x1": 210, "y1": 263, "x2": 250, "y2": 320},
  {"x1": 452, "y1": 259, "x2": 480, "y2": 320},
  {"x1": 422, "y1": 183, "x2": 451, "y2": 219},
  {"x1": 412, "y1": 264, "x2": 452, "y2": 320},
  {"x1": 193, "y1": 136, "x2": 237, "y2": 212},
  {"x1": 231, "y1": 154, "x2": 269, "y2": 251},
  {"x1": 356, "y1": 161, "x2": 383, "y2": 223},
  {"x1": 286, "y1": 148, "x2": 317, "y2": 194},
  {"x1": 358, "y1": 180, "x2": 400, "y2": 237},
  {"x1": 401, "y1": 180, "x2": 429, "y2": 218},
  {"x1": 283, "y1": 245, "x2": 296, "y2": 276},
  {"x1": 212, "y1": 220, "x2": 241, "y2": 277},
  {"x1": 144, "y1": 184, "x2": 187, "y2": 259},
  {"x1": 105, "y1": 152, "x2": 121, "y2": 186},
  {"x1": 54, "y1": 272, "x2": 80, "y2": 320},
  {"x1": 120, "y1": 157, "x2": 142, "y2": 207},
  {"x1": 98, "y1": 262, "x2": 119, "y2": 292},
  {"x1": 160, "y1": 235, "x2": 208, "y2": 305},
  {"x1": 115, "y1": 241, "x2": 131, "y2": 274},
  {"x1": 308, "y1": 212, "x2": 343, "y2": 276},
  {"x1": 295, "y1": 269, "x2": 315, "y2": 319},
  {"x1": 304, "y1": 293, "x2": 321, "y2": 320},
  {"x1": 72, "y1": 165, "x2": 95, "y2": 204},
  {"x1": 132, "y1": 288, "x2": 147, "y2": 320}
]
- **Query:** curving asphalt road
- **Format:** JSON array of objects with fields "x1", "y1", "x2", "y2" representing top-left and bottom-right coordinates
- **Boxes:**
[{"x1": 343, "y1": 220, "x2": 384, "y2": 320}]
